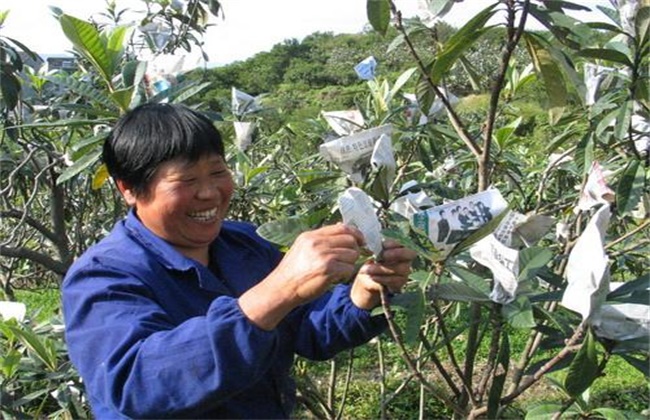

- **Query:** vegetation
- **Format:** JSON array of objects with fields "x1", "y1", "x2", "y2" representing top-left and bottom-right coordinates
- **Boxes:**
[{"x1": 1, "y1": 0, "x2": 649, "y2": 418}]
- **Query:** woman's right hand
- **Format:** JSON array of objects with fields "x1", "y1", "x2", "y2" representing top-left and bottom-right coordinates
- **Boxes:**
[{"x1": 238, "y1": 224, "x2": 365, "y2": 330}]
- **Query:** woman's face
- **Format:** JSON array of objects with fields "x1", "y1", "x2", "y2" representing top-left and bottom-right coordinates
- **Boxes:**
[{"x1": 124, "y1": 153, "x2": 234, "y2": 264}]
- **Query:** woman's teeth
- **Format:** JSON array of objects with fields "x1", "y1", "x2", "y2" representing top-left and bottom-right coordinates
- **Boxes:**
[{"x1": 189, "y1": 208, "x2": 218, "y2": 222}]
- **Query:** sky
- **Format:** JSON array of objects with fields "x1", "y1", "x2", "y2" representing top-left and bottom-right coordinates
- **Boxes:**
[{"x1": 2, "y1": 0, "x2": 613, "y2": 66}]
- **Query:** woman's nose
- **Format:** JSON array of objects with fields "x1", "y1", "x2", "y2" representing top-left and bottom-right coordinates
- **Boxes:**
[{"x1": 196, "y1": 181, "x2": 220, "y2": 200}]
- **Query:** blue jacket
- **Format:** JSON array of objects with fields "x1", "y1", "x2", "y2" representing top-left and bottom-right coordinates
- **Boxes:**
[{"x1": 62, "y1": 210, "x2": 386, "y2": 419}]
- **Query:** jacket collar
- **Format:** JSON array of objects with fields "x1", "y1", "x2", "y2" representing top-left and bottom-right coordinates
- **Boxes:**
[{"x1": 123, "y1": 208, "x2": 231, "y2": 294}]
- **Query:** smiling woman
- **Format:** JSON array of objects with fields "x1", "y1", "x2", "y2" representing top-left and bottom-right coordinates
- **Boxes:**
[{"x1": 61, "y1": 103, "x2": 416, "y2": 418}]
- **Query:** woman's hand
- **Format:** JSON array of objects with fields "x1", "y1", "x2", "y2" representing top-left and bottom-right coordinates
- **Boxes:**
[
  {"x1": 350, "y1": 240, "x2": 417, "y2": 310},
  {"x1": 238, "y1": 224, "x2": 365, "y2": 330}
]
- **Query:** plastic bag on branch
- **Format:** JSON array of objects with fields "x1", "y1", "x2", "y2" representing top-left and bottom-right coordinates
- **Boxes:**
[
  {"x1": 429, "y1": 156, "x2": 457, "y2": 179},
  {"x1": 576, "y1": 161, "x2": 615, "y2": 212},
  {"x1": 610, "y1": 0, "x2": 639, "y2": 36},
  {"x1": 232, "y1": 87, "x2": 262, "y2": 118},
  {"x1": 390, "y1": 181, "x2": 436, "y2": 220},
  {"x1": 492, "y1": 211, "x2": 555, "y2": 249},
  {"x1": 338, "y1": 187, "x2": 383, "y2": 258},
  {"x1": 144, "y1": 54, "x2": 197, "y2": 97},
  {"x1": 583, "y1": 63, "x2": 616, "y2": 106},
  {"x1": 593, "y1": 293, "x2": 650, "y2": 347},
  {"x1": 354, "y1": 56, "x2": 377, "y2": 81},
  {"x1": 561, "y1": 203, "x2": 612, "y2": 320},
  {"x1": 321, "y1": 110, "x2": 365, "y2": 136},
  {"x1": 470, "y1": 233, "x2": 520, "y2": 304},
  {"x1": 470, "y1": 210, "x2": 555, "y2": 304},
  {"x1": 403, "y1": 89, "x2": 459, "y2": 125},
  {"x1": 409, "y1": 188, "x2": 509, "y2": 261},
  {"x1": 233, "y1": 121, "x2": 256, "y2": 152},
  {"x1": 139, "y1": 17, "x2": 172, "y2": 52},
  {"x1": 319, "y1": 124, "x2": 392, "y2": 184}
]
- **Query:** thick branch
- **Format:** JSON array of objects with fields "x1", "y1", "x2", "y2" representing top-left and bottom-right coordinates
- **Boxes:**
[
  {"x1": 1, "y1": 209, "x2": 59, "y2": 246},
  {"x1": 479, "y1": 0, "x2": 529, "y2": 191},
  {"x1": 0, "y1": 245, "x2": 68, "y2": 275}
]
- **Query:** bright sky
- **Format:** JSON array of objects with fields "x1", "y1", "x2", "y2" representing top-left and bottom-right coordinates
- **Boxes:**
[{"x1": 2, "y1": 0, "x2": 612, "y2": 66}]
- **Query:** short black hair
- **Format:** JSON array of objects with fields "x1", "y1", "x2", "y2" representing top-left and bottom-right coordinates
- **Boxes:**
[{"x1": 103, "y1": 103, "x2": 224, "y2": 195}]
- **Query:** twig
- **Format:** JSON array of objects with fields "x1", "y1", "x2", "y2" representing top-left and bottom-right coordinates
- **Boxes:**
[
  {"x1": 335, "y1": 349, "x2": 355, "y2": 420},
  {"x1": 388, "y1": 1, "x2": 482, "y2": 159},
  {"x1": 470, "y1": 321, "x2": 588, "y2": 418},
  {"x1": 379, "y1": 287, "x2": 465, "y2": 416},
  {"x1": 605, "y1": 219, "x2": 650, "y2": 249}
]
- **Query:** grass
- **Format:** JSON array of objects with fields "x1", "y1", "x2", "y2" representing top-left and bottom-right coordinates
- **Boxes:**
[
  {"x1": 13, "y1": 288, "x2": 61, "y2": 322},
  {"x1": 11, "y1": 288, "x2": 649, "y2": 417}
]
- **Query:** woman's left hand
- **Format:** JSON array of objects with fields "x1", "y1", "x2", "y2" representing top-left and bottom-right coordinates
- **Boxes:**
[{"x1": 350, "y1": 239, "x2": 417, "y2": 310}]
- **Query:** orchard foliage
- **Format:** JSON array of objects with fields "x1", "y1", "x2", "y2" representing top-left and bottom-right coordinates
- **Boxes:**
[{"x1": 1, "y1": 0, "x2": 649, "y2": 418}]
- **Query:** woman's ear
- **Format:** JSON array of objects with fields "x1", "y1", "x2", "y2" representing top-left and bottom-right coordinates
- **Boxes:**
[{"x1": 115, "y1": 179, "x2": 137, "y2": 207}]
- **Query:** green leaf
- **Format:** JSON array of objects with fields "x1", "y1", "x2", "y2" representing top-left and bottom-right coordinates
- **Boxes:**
[
  {"x1": 418, "y1": 139, "x2": 434, "y2": 172},
  {"x1": 487, "y1": 333, "x2": 510, "y2": 419},
  {"x1": 524, "y1": 33, "x2": 567, "y2": 125},
  {"x1": 5, "y1": 324, "x2": 58, "y2": 371},
  {"x1": 578, "y1": 48, "x2": 633, "y2": 67},
  {"x1": 592, "y1": 407, "x2": 639, "y2": 420},
  {"x1": 575, "y1": 133, "x2": 594, "y2": 176},
  {"x1": 518, "y1": 246, "x2": 553, "y2": 282},
  {"x1": 494, "y1": 117, "x2": 522, "y2": 149},
  {"x1": 525, "y1": 402, "x2": 567, "y2": 419},
  {"x1": 616, "y1": 160, "x2": 645, "y2": 215},
  {"x1": 389, "y1": 291, "x2": 425, "y2": 344},
  {"x1": 527, "y1": 3, "x2": 591, "y2": 50},
  {"x1": 166, "y1": 81, "x2": 212, "y2": 104},
  {"x1": 382, "y1": 228, "x2": 441, "y2": 262},
  {"x1": 122, "y1": 60, "x2": 147, "y2": 89},
  {"x1": 414, "y1": 61, "x2": 438, "y2": 120},
  {"x1": 367, "y1": 0, "x2": 391, "y2": 36},
  {"x1": 110, "y1": 88, "x2": 135, "y2": 112},
  {"x1": 369, "y1": 166, "x2": 392, "y2": 203},
  {"x1": 502, "y1": 296, "x2": 535, "y2": 329},
  {"x1": 429, "y1": 281, "x2": 491, "y2": 302},
  {"x1": 389, "y1": 67, "x2": 417, "y2": 100},
  {"x1": 607, "y1": 273, "x2": 650, "y2": 300},
  {"x1": 458, "y1": 55, "x2": 482, "y2": 91},
  {"x1": 618, "y1": 354, "x2": 650, "y2": 377},
  {"x1": 446, "y1": 263, "x2": 490, "y2": 294},
  {"x1": 614, "y1": 100, "x2": 633, "y2": 141},
  {"x1": 56, "y1": 149, "x2": 103, "y2": 185},
  {"x1": 0, "y1": 72, "x2": 20, "y2": 111},
  {"x1": 430, "y1": 4, "x2": 497, "y2": 84},
  {"x1": 105, "y1": 25, "x2": 129, "y2": 74},
  {"x1": 0, "y1": 348, "x2": 21, "y2": 378},
  {"x1": 256, "y1": 216, "x2": 311, "y2": 248},
  {"x1": 635, "y1": 6, "x2": 650, "y2": 46},
  {"x1": 565, "y1": 328, "x2": 600, "y2": 397},
  {"x1": 60, "y1": 14, "x2": 112, "y2": 85},
  {"x1": 47, "y1": 74, "x2": 117, "y2": 109}
]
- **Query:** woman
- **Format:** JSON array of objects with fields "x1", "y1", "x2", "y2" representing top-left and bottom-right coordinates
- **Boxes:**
[{"x1": 62, "y1": 103, "x2": 416, "y2": 419}]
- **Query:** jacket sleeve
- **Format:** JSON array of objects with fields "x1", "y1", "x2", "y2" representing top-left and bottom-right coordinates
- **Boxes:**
[
  {"x1": 290, "y1": 284, "x2": 388, "y2": 361},
  {"x1": 62, "y1": 260, "x2": 279, "y2": 418}
]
